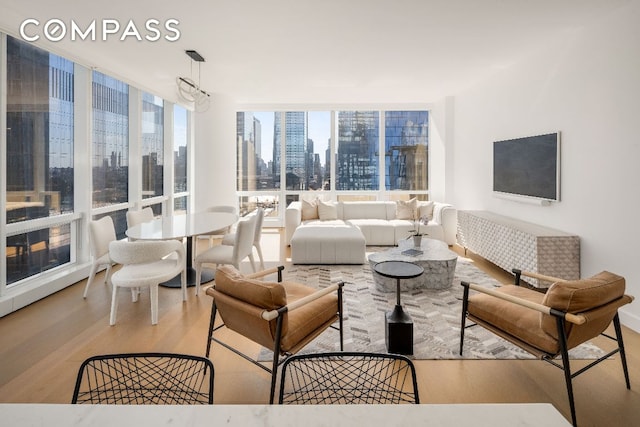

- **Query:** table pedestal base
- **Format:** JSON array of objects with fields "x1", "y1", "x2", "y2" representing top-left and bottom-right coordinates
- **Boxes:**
[
  {"x1": 385, "y1": 305, "x2": 413, "y2": 355},
  {"x1": 160, "y1": 268, "x2": 215, "y2": 288}
]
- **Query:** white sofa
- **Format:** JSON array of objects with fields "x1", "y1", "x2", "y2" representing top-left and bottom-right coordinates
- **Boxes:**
[{"x1": 286, "y1": 200, "x2": 457, "y2": 264}]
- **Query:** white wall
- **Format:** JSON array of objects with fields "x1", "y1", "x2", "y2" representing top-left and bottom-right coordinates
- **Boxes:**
[
  {"x1": 451, "y1": 2, "x2": 640, "y2": 330},
  {"x1": 192, "y1": 94, "x2": 238, "y2": 212}
]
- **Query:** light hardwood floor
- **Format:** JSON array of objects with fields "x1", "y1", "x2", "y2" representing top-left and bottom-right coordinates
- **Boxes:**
[{"x1": 1, "y1": 228, "x2": 639, "y2": 426}]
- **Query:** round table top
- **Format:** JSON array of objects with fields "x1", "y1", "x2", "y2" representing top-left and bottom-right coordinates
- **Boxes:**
[
  {"x1": 372, "y1": 260, "x2": 424, "y2": 280},
  {"x1": 125, "y1": 212, "x2": 237, "y2": 240},
  {"x1": 368, "y1": 238, "x2": 457, "y2": 264}
]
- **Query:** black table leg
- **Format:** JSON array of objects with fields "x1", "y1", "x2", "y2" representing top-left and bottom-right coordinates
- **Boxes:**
[
  {"x1": 385, "y1": 277, "x2": 414, "y2": 355},
  {"x1": 160, "y1": 236, "x2": 215, "y2": 288}
]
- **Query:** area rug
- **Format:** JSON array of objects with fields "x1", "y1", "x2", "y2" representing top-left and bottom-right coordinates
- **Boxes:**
[{"x1": 259, "y1": 250, "x2": 605, "y2": 360}]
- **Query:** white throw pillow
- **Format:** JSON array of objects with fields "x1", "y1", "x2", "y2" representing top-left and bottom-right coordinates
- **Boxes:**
[
  {"x1": 418, "y1": 201, "x2": 435, "y2": 221},
  {"x1": 395, "y1": 198, "x2": 417, "y2": 220},
  {"x1": 318, "y1": 200, "x2": 338, "y2": 220},
  {"x1": 301, "y1": 198, "x2": 319, "y2": 221}
]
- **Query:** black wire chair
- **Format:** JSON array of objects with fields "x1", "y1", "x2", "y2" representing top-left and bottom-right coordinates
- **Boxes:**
[
  {"x1": 278, "y1": 352, "x2": 420, "y2": 404},
  {"x1": 71, "y1": 353, "x2": 214, "y2": 404}
]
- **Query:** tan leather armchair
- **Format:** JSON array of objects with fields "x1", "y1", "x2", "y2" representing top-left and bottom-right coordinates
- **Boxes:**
[
  {"x1": 205, "y1": 265, "x2": 343, "y2": 403},
  {"x1": 460, "y1": 269, "x2": 634, "y2": 427}
]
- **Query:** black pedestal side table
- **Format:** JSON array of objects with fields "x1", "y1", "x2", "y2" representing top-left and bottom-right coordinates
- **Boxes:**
[{"x1": 372, "y1": 260, "x2": 424, "y2": 355}]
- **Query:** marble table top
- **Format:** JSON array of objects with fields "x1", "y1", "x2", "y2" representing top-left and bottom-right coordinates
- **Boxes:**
[
  {"x1": 369, "y1": 238, "x2": 457, "y2": 264},
  {"x1": 2, "y1": 403, "x2": 571, "y2": 426}
]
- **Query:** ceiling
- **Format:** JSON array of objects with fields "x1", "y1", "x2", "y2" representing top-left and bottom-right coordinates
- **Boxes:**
[{"x1": 0, "y1": 0, "x2": 628, "y2": 106}]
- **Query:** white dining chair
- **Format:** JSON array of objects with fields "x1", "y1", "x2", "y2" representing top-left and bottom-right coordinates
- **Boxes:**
[
  {"x1": 221, "y1": 207, "x2": 265, "y2": 270},
  {"x1": 108, "y1": 240, "x2": 186, "y2": 325},
  {"x1": 83, "y1": 216, "x2": 117, "y2": 298},
  {"x1": 126, "y1": 207, "x2": 154, "y2": 240},
  {"x1": 197, "y1": 205, "x2": 237, "y2": 249},
  {"x1": 194, "y1": 214, "x2": 257, "y2": 295}
]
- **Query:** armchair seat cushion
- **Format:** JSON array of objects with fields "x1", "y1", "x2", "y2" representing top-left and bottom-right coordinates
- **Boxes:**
[{"x1": 468, "y1": 285, "x2": 559, "y2": 355}]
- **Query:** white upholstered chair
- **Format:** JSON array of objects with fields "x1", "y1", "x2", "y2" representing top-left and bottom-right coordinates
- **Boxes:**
[
  {"x1": 126, "y1": 207, "x2": 154, "y2": 235},
  {"x1": 197, "y1": 205, "x2": 237, "y2": 249},
  {"x1": 194, "y1": 214, "x2": 257, "y2": 295},
  {"x1": 83, "y1": 216, "x2": 117, "y2": 298},
  {"x1": 108, "y1": 240, "x2": 186, "y2": 325},
  {"x1": 221, "y1": 207, "x2": 265, "y2": 270}
]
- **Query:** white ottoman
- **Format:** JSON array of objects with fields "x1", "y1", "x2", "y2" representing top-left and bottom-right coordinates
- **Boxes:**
[{"x1": 291, "y1": 224, "x2": 366, "y2": 264}]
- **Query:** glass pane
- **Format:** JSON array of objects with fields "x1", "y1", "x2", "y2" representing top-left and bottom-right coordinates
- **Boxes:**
[
  {"x1": 283, "y1": 111, "x2": 331, "y2": 191},
  {"x1": 148, "y1": 202, "x2": 162, "y2": 217},
  {"x1": 6, "y1": 36, "x2": 74, "y2": 224},
  {"x1": 173, "y1": 105, "x2": 188, "y2": 193},
  {"x1": 336, "y1": 111, "x2": 379, "y2": 191},
  {"x1": 92, "y1": 71, "x2": 129, "y2": 207},
  {"x1": 6, "y1": 224, "x2": 71, "y2": 285},
  {"x1": 238, "y1": 195, "x2": 279, "y2": 219},
  {"x1": 282, "y1": 112, "x2": 306, "y2": 190},
  {"x1": 141, "y1": 93, "x2": 164, "y2": 198},
  {"x1": 237, "y1": 112, "x2": 279, "y2": 191},
  {"x1": 174, "y1": 196, "x2": 188, "y2": 215},
  {"x1": 385, "y1": 111, "x2": 429, "y2": 191}
]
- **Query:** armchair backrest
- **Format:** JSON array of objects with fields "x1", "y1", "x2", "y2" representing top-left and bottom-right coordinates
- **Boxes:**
[
  {"x1": 212, "y1": 265, "x2": 287, "y2": 350},
  {"x1": 541, "y1": 271, "x2": 631, "y2": 348}
]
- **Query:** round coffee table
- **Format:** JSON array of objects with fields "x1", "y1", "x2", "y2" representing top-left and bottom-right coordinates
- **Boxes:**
[
  {"x1": 372, "y1": 260, "x2": 424, "y2": 355},
  {"x1": 368, "y1": 238, "x2": 457, "y2": 292}
]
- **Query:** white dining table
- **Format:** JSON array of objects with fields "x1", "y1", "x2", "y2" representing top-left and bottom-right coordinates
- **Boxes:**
[{"x1": 125, "y1": 211, "x2": 238, "y2": 287}]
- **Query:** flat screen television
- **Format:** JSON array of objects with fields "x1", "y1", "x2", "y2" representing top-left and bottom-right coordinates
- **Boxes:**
[{"x1": 493, "y1": 132, "x2": 560, "y2": 202}]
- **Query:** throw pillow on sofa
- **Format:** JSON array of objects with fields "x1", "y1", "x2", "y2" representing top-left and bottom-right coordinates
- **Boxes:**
[
  {"x1": 318, "y1": 200, "x2": 338, "y2": 220},
  {"x1": 395, "y1": 198, "x2": 417, "y2": 220},
  {"x1": 301, "y1": 198, "x2": 319, "y2": 220},
  {"x1": 418, "y1": 201, "x2": 435, "y2": 222}
]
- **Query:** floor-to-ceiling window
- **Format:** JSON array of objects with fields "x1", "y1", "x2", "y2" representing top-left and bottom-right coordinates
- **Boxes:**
[
  {"x1": 1, "y1": 33, "x2": 191, "y2": 312},
  {"x1": 336, "y1": 111, "x2": 380, "y2": 191},
  {"x1": 236, "y1": 111, "x2": 280, "y2": 217},
  {"x1": 141, "y1": 92, "x2": 164, "y2": 215},
  {"x1": 173, "y1": 104, "x2": 188, "y2": 214},
  {"x1": 385, "y1": 111, "x2": 429, "y2": 191},
  {"x1": 91, "y1": 71, "x2": 129, "y2": 239},
  {"x1": 5, "y1": 36, "x2": 74, "y2": 285},
  {"x1": 235, "y1": 109, "x2": 429, "y2": 223}
]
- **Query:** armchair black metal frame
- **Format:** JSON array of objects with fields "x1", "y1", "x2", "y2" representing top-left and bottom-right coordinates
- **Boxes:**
[
  {"x1": 460, "y1": 269, "x2": 633, "y2": 427},
  {"x1": 278, "y1": 351, "x2": 420, "y2": 404},
  {"x1": 205, "y1": 265, "x2": 344, "y2": 404},
  {"x1": 71, "y1": 352, "x2": 214, "y2": 404}
]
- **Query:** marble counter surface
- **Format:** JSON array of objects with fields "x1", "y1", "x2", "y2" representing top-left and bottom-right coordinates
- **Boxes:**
[{"x1": 2, "y1": 403, "x2": 571, "y2": 426}]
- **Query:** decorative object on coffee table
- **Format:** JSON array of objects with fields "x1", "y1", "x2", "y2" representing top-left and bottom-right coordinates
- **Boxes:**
[
  {"x1": 368, "y1": 238, "x2": 457, "y2": 292},
  {"x1": 372, "y1": 260, "x2": 424, "y2": 355},
  {"x1": 407, "y1": 215, "x2": 429, "y2": 247}
]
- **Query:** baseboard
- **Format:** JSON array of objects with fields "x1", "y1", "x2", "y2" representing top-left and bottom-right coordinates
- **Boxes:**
[
  {"x1": 0, "y1": 263, "x2": 91, "y2": 317},
  {"x1": 619, "y1": 308, "x2": 640, "y2": 334}
]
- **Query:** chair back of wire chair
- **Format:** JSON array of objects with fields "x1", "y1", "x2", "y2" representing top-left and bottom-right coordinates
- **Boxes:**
[
  {"x1": 72, "y1": 353, "x2": 214, "y2": 404},
  {"x1": 278, "y1": 352, "x2": 419, "y2": 404}
]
